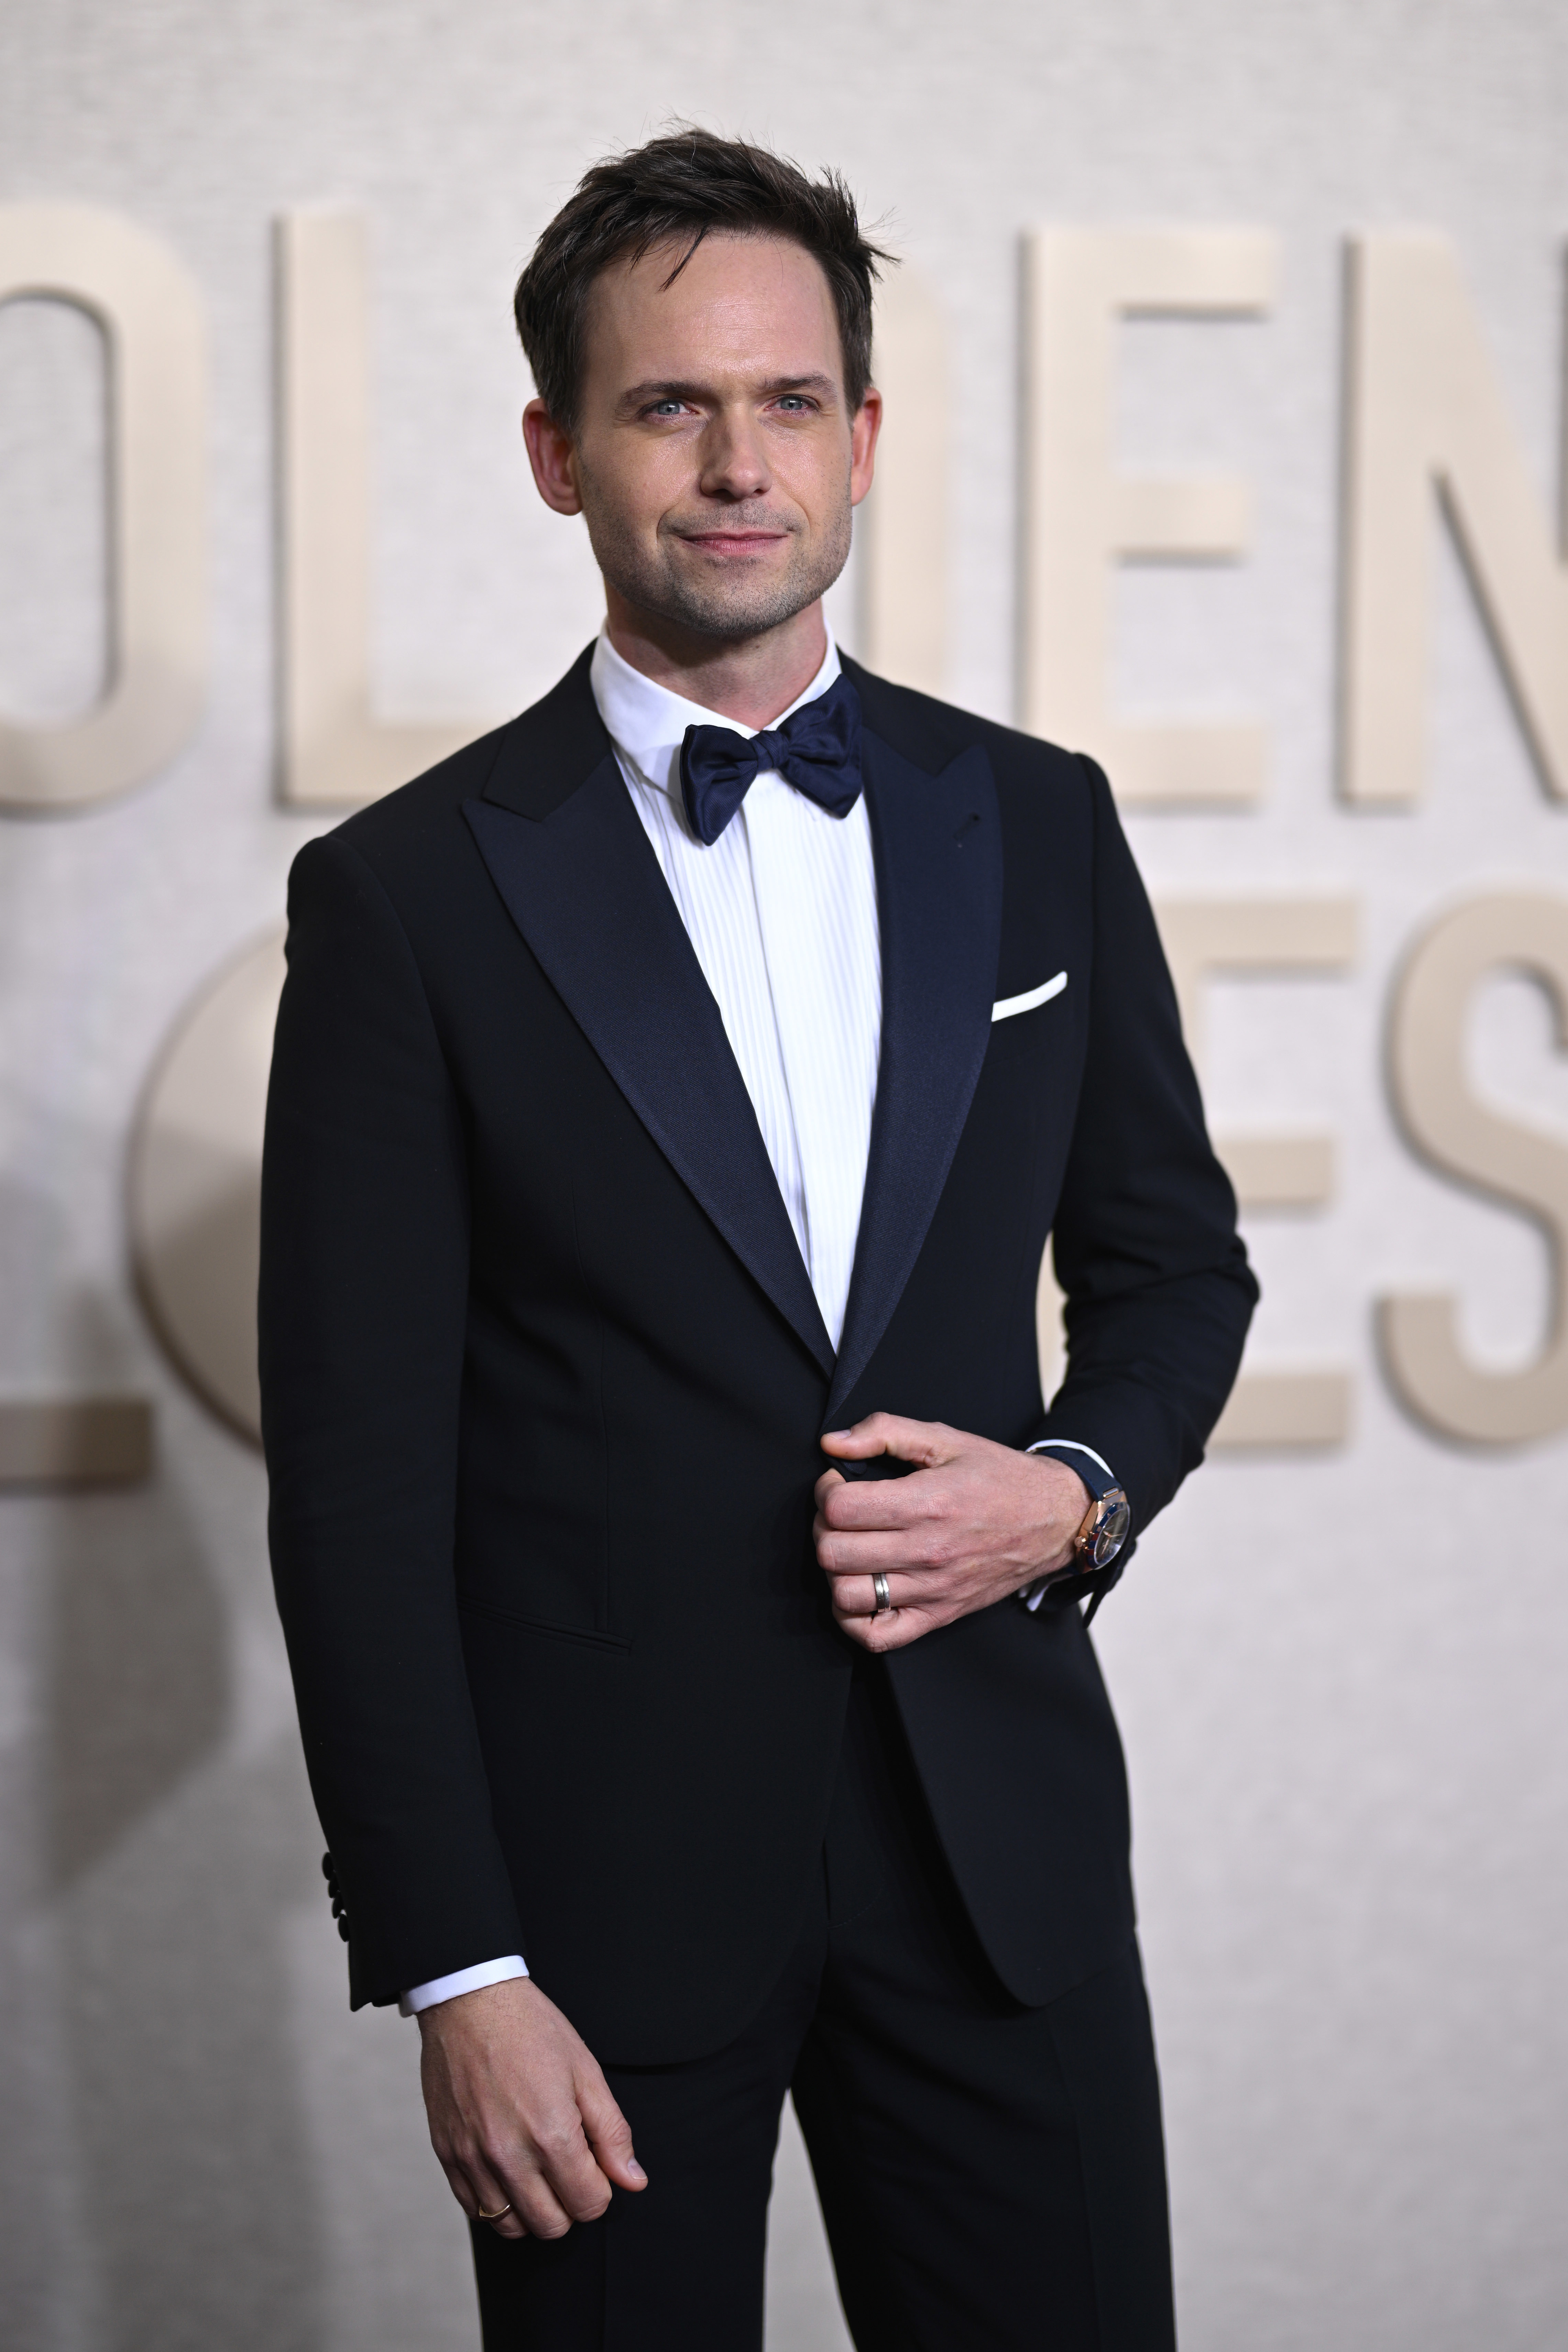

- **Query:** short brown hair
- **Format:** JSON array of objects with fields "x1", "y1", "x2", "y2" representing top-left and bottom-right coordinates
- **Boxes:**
[{"x1": 514, "y1": 127, "x2": 893, "y2": 433}]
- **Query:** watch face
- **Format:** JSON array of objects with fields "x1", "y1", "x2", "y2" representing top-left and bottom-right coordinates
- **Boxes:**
[{"x1": 1087, "y1": 1493, "x2": 1131, "y2": 1569}]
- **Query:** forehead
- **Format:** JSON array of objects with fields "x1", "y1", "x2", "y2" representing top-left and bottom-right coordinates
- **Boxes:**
[{"x1": 582, "y1": 232, "x2": 842, "y2": 386}]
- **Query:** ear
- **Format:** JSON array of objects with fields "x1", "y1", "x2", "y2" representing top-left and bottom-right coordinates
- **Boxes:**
[
  {"x1": 849, "y1": 385, "x2": 884, "y2": 508},
  {"x1": 523, "y1": 398, "x2": 583, "y2": 516}
]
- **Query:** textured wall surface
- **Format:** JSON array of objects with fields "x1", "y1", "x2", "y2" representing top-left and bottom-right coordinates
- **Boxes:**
[{"x1": 2, "y1": 3, "x2": 1567, "y2": 2346}]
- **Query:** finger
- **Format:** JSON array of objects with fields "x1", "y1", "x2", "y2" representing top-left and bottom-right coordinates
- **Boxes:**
[
  {"x1": 452, "y1": 2133, "x2": 581, "y2": 2240},
  {"x1": 816, "y1": 1475, "x2": 937, "y2": 1531},
  {"x1": 816, "y1": 1523, "x2": 954, "y2": 1577},
  {"x1": 829, "y1": 1570, "x2": 923, "y2": 1621},
  {"x1": 442, "y1": 2152, "x2": 531, "y2": 2239},
  {"x1": 577, "y1": 2068, "x2": 647, "y2": 2192},
  {"x1": 528, "y1": 2111, "x2": 619, "y2": 2227},
  {"x1": 505, "y1": 2151, "x2": 588, "y2": 2239},
  {"x1": 820, "y1": 1412, "x2": 954, "y2": 1469},
  {"x1": 833, "y1": 1595, "x2": 932, "y2": 1652},
  {"x1": 813, "y1": 1466, "x2": 847, "y2": 1510}
]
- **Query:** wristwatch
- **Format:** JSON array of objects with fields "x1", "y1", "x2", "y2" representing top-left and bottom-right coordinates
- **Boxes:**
[{"x1": 1031, "y1": 1445, "x2": 1131, "y2": 1575}]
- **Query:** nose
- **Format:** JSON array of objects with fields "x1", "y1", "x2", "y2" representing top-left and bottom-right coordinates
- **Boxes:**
[{"x1": 697, "y1": 404, "x2": 771, "y2": 503}]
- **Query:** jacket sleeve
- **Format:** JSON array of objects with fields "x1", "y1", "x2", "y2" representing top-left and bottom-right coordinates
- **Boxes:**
[
  {"x1": 1034, "y1": 757, "x2": 1258, "y2": 1548},
  {"x1": 260, "y1": 827, "x2": 524, "y2": 2007}
]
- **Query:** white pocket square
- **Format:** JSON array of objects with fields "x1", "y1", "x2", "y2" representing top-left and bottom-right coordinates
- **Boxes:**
[{"x1": 991, "y1": 971, "x2": 1067, "y2": 1023}]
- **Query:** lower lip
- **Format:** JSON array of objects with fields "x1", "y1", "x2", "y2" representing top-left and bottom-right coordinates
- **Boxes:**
[{"x1": 682, "y1": 534, "x2": 787, "y2": 557}]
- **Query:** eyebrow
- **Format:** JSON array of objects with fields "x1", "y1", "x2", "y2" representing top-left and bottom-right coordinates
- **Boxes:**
[{"x1": 615, "y1": 372, "x2": 839, "y2": 414}]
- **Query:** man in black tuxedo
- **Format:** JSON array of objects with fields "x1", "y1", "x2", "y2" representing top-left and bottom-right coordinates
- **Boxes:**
[{"x1": 261, "y1": 130, "x2": 1255, "y2": 2350}]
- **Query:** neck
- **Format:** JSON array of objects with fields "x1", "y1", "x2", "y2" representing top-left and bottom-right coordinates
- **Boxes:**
[{"x1": 602, "y1": 589, "x2": 828, "y2": 729}]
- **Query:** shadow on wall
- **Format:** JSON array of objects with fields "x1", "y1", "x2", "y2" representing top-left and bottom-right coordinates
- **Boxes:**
[
  {"x1": 0, "y1": 1169, "x2": 332, "y2": 2349},
  {"x1": 0, "y1": 1156, "x2": 228, "y2": 1888},
  {"x1": 56, "y1": 1731, "x2": 330, "y2": 2352},
  {"x1": 43, "y1": 1350, "x2": 227, "y2": 1889}
]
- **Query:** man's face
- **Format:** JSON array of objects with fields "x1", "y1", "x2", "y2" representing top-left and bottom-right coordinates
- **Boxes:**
[{"x1": 532, "y1": 232, "x2": 879, "y2": 643}]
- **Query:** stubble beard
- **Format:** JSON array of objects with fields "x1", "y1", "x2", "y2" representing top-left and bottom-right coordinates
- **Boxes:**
[{"x1": 579, "y1": 483, "x2": 853, "y2": 645}]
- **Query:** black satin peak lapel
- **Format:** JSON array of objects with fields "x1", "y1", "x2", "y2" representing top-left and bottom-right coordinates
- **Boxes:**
[
  {"x1": 464, "y1": 761, "x2": 834, "y2": 1378},
  {"x1": 825, "y1": 734, "x2": 1003, "y2": 1424}
]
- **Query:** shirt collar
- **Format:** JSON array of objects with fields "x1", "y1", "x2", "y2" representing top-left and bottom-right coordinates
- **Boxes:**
[{"x1": 589, "y1": 623, "x2": 842, "y2": 804}]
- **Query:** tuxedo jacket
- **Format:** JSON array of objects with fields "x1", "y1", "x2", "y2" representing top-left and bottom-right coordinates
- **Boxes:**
[{"x1": 260, "y1": 647, "x2": 1256, "y2": 2065}]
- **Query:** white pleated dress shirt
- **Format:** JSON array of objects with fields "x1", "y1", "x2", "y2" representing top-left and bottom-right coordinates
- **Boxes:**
[
  {"x1": 593, "y1": 626, "x2": 883, "y2": 1353},
  {"x1": 400, "y1": 628, "x2": 1111, "y2": 2015}
]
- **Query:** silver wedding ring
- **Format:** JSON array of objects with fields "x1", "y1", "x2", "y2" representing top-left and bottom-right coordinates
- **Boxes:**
[{"x1": 871, "y1": 1572, "x2": 891, "y2": 1616}]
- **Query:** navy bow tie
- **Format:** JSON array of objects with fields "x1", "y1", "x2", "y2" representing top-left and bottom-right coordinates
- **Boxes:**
[{"x1": 679, "y1": 674, "x2": 863, "y2": 846}]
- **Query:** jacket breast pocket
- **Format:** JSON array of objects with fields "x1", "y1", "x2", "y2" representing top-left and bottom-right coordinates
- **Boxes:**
[{"x1": 991, "y1": 970, "x2": 1067, "y2": 1025}]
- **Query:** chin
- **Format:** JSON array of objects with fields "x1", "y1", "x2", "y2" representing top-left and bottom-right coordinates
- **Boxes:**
[{"x1": 661, "y1": 577, "x2": 823, "y2": 641}]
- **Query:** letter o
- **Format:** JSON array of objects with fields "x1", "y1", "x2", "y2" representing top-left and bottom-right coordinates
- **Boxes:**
[{"x1": 129, "y1": 933, "x2": 285, "y2": 1441}]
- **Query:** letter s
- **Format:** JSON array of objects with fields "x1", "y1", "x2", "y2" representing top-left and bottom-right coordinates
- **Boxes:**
[{"x1": 1382, "y1": 893, "x2": 1568, "y2": 1444}]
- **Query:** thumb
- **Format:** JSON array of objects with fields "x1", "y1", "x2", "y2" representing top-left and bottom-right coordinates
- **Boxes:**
[
  {"x1": 820, "y1": 1413, "x2": 893, "y2": 1460},
  {"x1": 822, "y1": 1412, "x2": 949, "y2": 1468},
  {"x1": 577, "y1": 2068, "x2": 646, "y2": 2190}
]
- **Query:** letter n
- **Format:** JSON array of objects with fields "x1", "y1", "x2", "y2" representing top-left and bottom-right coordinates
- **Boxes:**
[{"x1": 1342, "y1": 233, "x2": 1568, "y2": 805}]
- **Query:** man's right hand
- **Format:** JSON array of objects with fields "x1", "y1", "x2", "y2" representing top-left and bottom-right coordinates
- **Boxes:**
[{"x1": 417, "y1": 1976, "x2": 646, "y2": 2240}]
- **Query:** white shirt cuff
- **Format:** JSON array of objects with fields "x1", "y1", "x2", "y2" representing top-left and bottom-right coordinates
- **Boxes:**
[
  {"x1": 1025, "y1": 1436, "x2": 1117, "y2": 1484},
  {"x1": 399, "y1": 1954, "x2": 529, "y2": 2018},
  {"x1": 1022, "y1": 1438, "x2": 1117, "y2": 1611}
]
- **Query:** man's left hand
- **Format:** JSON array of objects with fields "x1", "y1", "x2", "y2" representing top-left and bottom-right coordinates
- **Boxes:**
[{"x1": 814, "y1": 1414, "x2": 1091, "y2": 1653}]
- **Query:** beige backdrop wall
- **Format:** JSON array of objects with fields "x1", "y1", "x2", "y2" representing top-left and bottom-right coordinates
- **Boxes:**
[{"x1": 3, "y1": 3, "x2": 1567, "y2": 2346}]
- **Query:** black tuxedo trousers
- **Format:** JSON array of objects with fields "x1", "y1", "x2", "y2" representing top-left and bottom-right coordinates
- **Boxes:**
[
  {"x1": 260, "y1": 650, "x2": 1255, "y2": 2066},
  {"x1": 470, "y1": 1657, "x2": 1175, "y2": 2352}
]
